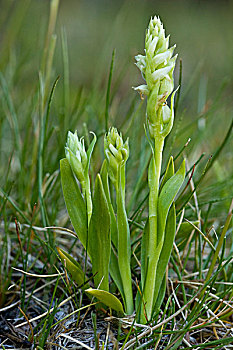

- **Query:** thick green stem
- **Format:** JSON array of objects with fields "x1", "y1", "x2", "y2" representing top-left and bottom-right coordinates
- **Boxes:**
[
  {"x1": 142, "y1": 135, "x2": 164, "y2": 322},
  {"x1": 116, "y1": 165, "x2": 134, "y2": 315}
]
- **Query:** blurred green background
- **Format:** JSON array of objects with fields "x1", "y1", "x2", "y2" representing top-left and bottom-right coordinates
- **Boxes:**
[
  {"x1": 0, "y1": 0, "x2": 232, "y2": 224},
  {"x1": 1, "y1": 0, "x2": 233, "y2": 103}
]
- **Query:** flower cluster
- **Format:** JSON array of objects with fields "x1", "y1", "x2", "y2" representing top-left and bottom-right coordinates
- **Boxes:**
[
  {"x1": 104, "y1": 127, "x2": 129, "y2": 186},
  {"x1": 134, "y1": 16, "x2": 177, "y2": 137},
  {"x1": 65, "y1": 131, "x2": 87, "y2": 186}
]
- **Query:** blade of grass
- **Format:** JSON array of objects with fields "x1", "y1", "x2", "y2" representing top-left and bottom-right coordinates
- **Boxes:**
[
  {"x1": 105, "y1": 49, "x2": 116, "y2": 131},
  {"x1": 0, "y1": 0, "x2": 31, "y2": 67},
  {"x1": 38, "y1": 76, "x2": 59, "y2": 234},
  {"x1": 0, "y1": 72, "x2": 21, "y2": 156},
  {"x1": 61, "y1": 27, "x2": 70, "y2": 133},
  {"x1": 41, "y1": 0, "x2": 59, "y2": 74},
  {"x1": 0, "y1": 187, "x2": 31, "y2": 225},
  {"x1": 206, "y1": 117, "x2": 233, "y2": 174},
  {"x1": 201, "y1": 199, "x2": 233, "y2": 297}
]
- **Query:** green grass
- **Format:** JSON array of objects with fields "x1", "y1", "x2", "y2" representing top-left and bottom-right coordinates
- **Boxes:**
[{"x1": 0, "y1": 0, "x2": 233, "y2": 348}]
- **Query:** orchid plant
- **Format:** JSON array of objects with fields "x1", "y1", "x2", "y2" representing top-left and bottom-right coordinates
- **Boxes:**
[{"x1": 58, "y1": 15, "x2": 185, "y2": 324}]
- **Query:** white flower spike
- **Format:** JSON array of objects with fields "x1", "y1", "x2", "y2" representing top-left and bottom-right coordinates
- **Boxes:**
[
  {"x1": 104, "y1": 127, "x2": 129, "y2": 187},
  {"x1": 134, "y1": 15, "x2": 178, "y2": 138}
]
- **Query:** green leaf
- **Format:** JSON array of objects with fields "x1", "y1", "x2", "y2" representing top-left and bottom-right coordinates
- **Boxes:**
[
  {"x1": 60, "y1": 158, "x2": 88, "y2": 251},
  {"x1": 140, "y1": 219, "x2": 149, "y2": 288},
  {"x1": 88, "y1": 174, "x2": 111, "y2": 291},
  {"x1": 85, "y1": 132, "x2": 97, "y2": 176},
  {"x1": 85, "y1": 288, "x2": 124, "y2": 315},
  {"x1": 152, "y1": 274, "x2": 166, "y2": 318},
  {"x1": 116, "y1": 166, "x2": 134, "y2": 315},
  {"x1": 158, "y1": 159, "x2": 185, "y2": 243},
  {"x1": 100, "y1": 160, "x2": 124, "y2": 299},
  {"x1": 100, "y1": 160, "x2": 118, "y2": 247},
  {"x1": 160, "y1": 156, "x2": 175, "y2": 192},
  {"x1": 176, "y1": 220, "x2": 200, "y2": 239},
  {"x1": 105, "y1": 49, "x2": 116, "y2": 131},
  {"x1": 109, "y1": 251, "x2": 124, "y2": 298},
  {"x1": 57, "y1": 247, "x2": 88, "y2": 287},
  {"x1": 152, "y1": 203, "x2": 176, "y2": 313}
]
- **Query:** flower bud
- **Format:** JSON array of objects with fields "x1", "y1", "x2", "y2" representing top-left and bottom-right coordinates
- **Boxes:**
[
  {"x1": 104, "y1": 127, "x2": 129, "y2": 186},
  {"x1": 65, "y1": 131, "x2": 87, "y2": 185}
]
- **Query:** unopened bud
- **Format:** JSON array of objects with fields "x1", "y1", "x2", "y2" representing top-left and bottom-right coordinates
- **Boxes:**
[
  {"x1": 104, "y1": 127, "x2": 129, "y2": 186},
  {"x1": 65, "y1": 131, "x2": 87, "y2": 185}
]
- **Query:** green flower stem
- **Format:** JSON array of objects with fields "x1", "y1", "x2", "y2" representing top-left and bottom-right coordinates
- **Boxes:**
[
  {"x1": 143, "y1": 133, "x2": 164, "y2": 321},
  {"x1": 134, "y1": 15, "x2": 179, "y2": 322},
  {"x1": 116, "y1": 164, "x2": 134, "y2": 315}
]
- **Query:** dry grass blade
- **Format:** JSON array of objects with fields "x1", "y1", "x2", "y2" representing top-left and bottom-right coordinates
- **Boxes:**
[
  {"x1": 15, "y1": 294, "x2": 91, "y2": 328},
  {"x1": 45, "y1": 226, "x2": 78, "y2": 237},
  {"x1": 184, "y1": 218, "x2": 215, "y2": 251},
  {"x1": 12, "y1": 267, "x2": 64, "y2": 278},
  {"x1": 58, "y1": 333, "x2": 93, "y2": 350},
  {"x1": 18, "y1": 306, "x2": 34, "y2": 342}
]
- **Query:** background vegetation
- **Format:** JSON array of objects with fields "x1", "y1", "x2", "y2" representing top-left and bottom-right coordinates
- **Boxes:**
[{"x1": 0, "y1": 0, "x2": 232, "y2": 348}]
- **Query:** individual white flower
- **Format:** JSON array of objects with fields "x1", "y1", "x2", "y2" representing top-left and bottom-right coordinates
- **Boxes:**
[{"x1": 133, "y1": 84, "x2": 149, "y2": 95}]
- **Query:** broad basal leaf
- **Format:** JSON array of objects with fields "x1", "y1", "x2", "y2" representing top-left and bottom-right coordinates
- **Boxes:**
[
  {"x1": 158, "y1": 159, "x2": 185, "y2": 242},
  {"x1": 159, "y1": 156, "x2": 175, "y2": 192},
  {"x1": 57, "y1": 247, "x2": 88, "y2": 287},
  {"x1": 85, "y1": 288, "x2": 124, "y2": 315},
  {"x1": 176, "y1": 220, "x2": 200, "y2": 239},
  {"x1": 60, "y1": 158, "x2": 87, "y2": 250},
  {"x1": 100, "y1": 160, "x2": 124, "y2": 299},
  {"x1": 88, "y1": 174, "x2": 111, "y2": 291}
]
